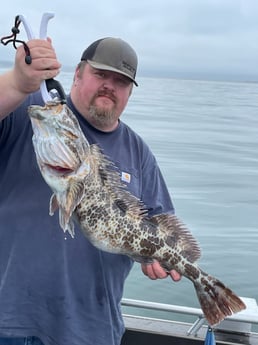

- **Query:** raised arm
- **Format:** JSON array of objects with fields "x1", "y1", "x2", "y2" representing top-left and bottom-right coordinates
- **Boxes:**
[{"x1": 0, "y1": 38, "x2": 61, "y2": 120}]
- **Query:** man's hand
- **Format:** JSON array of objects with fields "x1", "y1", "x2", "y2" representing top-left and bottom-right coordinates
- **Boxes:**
[
  {"x1": 141, "y1": 261, "x2": 181, "y2": 281},
  {"x1": 13, "y1": 38, "x2": 61, "y2": 95},
  {"x1": 0, "y1": 38, "x2": 61, "y2": 119}
]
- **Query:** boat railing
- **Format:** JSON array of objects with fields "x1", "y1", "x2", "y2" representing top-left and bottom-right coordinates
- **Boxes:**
[{"x1": 121, "y1": 297, "x2": 258, "y2": 335}]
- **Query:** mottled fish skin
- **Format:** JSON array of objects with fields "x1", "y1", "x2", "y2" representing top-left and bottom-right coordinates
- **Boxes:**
[{"x1": 28, "y1": 101, "x2": 246, "y2": 326}]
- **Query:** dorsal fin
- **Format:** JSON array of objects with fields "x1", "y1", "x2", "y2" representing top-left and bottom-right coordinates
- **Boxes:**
[
  {"x1": 150, "y1": 214, "x2": 201, "y2": 263},
  {"x1": 89, "y1": 144, "x2": 149, "y2": 218}
]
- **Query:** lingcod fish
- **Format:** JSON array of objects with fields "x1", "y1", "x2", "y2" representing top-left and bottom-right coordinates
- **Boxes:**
[{"x1": 28, "y1": 100, "x2": 246, "y2": 326}]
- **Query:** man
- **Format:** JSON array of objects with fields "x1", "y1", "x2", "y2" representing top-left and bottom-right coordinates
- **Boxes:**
[{"x1": 0, "y1": 37, "x2": 180, "y2": 345}]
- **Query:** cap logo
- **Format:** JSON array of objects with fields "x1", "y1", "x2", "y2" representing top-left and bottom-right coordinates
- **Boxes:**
[{"x1": 122, "y1": 60, "x2": 135, "y2": 75}]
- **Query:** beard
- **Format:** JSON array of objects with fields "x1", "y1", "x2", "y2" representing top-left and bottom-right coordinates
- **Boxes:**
[
  {"x1": 88, "y1": 105, "x2": 117, "y2": 129},
  {"x1": 87, "y1": 89, "x2": 118, "y2": 130}
]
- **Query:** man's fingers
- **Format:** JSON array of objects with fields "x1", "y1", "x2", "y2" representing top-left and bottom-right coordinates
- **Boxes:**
[
  {"x1": 141, "y1": 262, "x2": 182, "y2": 281},
  {"x1": 169, "y1": 269, "x2": 182, "y2": 282},
  {"x1": 141, "y1": 261, "x2": 168, "y2": 280}
]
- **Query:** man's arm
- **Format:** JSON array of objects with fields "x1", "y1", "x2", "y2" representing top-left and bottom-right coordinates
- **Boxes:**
[{"x1": 0, "y1": 38, "x2": 61, "y2": 120}]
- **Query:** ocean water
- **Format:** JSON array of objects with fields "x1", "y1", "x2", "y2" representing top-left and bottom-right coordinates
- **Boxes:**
[
  {"x1": 119, "y1": 77, "x2": 258, "y2": 323},
  {"x1": 57, "y1": 73, "x2": 258, "y2": 322},
  {"x1": 3, "y1": 68, "x2": 258, "y2": 322}
]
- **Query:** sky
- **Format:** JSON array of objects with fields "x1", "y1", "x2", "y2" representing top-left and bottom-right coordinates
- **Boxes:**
[{"x1": 1, "y1": 0, "x2": 258, "y2": 82}]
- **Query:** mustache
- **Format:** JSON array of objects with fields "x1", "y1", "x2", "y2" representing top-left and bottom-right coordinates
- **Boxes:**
[{"x1": 95, "y1": 89, "x2": 116, "y2": 103}]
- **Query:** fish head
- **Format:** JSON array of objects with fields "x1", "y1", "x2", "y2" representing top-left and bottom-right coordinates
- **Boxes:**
[
  {"x1": 28, "y1": 100, "x2": 90, "y2": 182},
  {"x1": 28, "y1": 100, "x2": 91, "y2": 236}
]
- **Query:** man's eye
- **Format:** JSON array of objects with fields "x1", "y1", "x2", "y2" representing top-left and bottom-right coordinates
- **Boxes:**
[
  {"x1": 116, "y1": 77, "x2": 131, "y2": 87},
  {"x1": 95, "y1": 71, "x2": 106, "y2": 78}
]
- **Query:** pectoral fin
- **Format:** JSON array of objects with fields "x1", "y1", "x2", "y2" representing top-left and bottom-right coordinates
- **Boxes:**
[
  {"x1": 49, "y1": 194, "x2": 59, "y2": 216},
  {"x1": 49, "y1": 180, "x2": 85, "y2": 238}
]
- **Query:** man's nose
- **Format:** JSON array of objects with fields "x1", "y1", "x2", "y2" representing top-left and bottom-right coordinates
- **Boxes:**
[{"x1": 102, "y1": 77, "x2": 115, "y2": 90}]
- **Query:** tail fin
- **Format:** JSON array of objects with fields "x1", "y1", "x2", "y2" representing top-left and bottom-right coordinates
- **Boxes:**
[{"x1": 194, "y1": 271, "x2": 246, "y2": 326}]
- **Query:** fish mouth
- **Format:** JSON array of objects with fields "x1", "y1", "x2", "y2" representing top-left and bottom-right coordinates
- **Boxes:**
[
  {"x1": 34, "y1": 139, "x2": 80, "y2": 176},
  {"x1": 45, "y1": 163, "x2": 75, "y2": 175}
]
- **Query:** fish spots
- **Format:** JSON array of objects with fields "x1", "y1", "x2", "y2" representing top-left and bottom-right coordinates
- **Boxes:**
[
  {"x1": 122, "y1": 239, "x2": 135, "y2": 252},
  {"x1": 184, "y1": 263, "x2": 200, "y2": 280},
  {"x1": 200, "y1": 275, "x2": 226, "y2": 300},
  {"x1": 165, "y1": 234, "x2": 176, "y2": 247},
  {"x1": 201, "y1": 277, "x2": 218, "y2": 298},
  {"x1": 86, "y1": 205, "x2": 110, "y2": 228},
  {"x1": 122, "y1": 233, "x2": 135, "y2": 243},
  {"x1": 139, "y1": 246, "x2": 155, "y2": 257},
  {"x1": 141, "y1": 219, "x2": 158, "y2": 235},
  {"x1": 162, "y1": 251, "x2": 173, "y2": 262},
  {"x1": 167, "y1": 251, "x2": 181, "y2": 266},
  {"x1": 139, "y1": 237, "x2": 157, "y2": 256}
]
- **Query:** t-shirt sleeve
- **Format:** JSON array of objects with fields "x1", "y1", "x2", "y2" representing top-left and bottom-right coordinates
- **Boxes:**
[
  {"x1": 0, "y1": 92, "x2": 44, "y2": 145},
  {"x1": 140, "y1": 144, "x2": 175, "y2": 217}
]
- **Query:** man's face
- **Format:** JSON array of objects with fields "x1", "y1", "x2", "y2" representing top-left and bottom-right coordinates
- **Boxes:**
[{"x1": 71, "y1": 63, "x2": 133, "y2": 131}]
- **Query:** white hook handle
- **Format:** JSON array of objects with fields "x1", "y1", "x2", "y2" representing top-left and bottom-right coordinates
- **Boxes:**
[
  {"x1": 18, "y1": 13, "x2": 55, "y2": 103},
  {"x1": 39, "y1": 13, "x2": 55, "y2": 102},
  {"x1": 17, "y1": 15, "x2": 34, "y2": 40},
  {"x1": 39, "y1": 13, "x2": 54, "y2": 39}
]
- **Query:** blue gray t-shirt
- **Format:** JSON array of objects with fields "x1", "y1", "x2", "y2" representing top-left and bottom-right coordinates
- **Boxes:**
[{"x1": 0, "y1": 92, "x2": 174, "y2": 345}]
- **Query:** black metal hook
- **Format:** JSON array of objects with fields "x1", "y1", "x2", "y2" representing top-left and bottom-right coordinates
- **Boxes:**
[{"x1": 45, "y1": 78, "x2": 67, "y2": 104}]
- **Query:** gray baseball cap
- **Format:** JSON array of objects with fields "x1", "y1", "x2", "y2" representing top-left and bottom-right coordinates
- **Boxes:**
[{"x1": 81, "y1": 37, "x2": 138, "y2": 86}]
